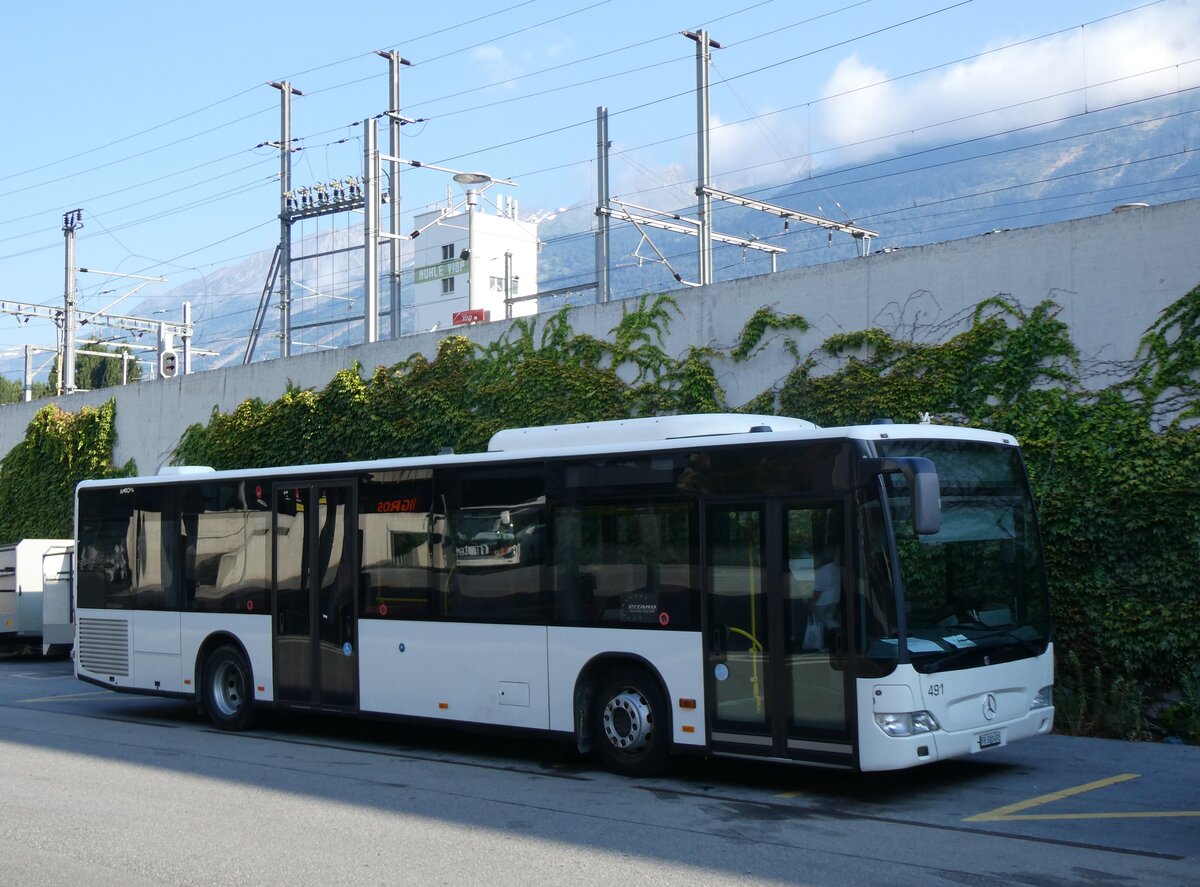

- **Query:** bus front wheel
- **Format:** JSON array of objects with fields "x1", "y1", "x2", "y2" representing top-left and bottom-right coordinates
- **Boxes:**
[
  {"x1": 592, "y1": 666, "x2": 670, "y2": 777},
  {"x1": 202, "y1": 645, "x2": 255, "y2": 731}
]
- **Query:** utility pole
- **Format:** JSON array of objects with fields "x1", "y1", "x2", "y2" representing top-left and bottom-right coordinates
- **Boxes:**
[
  {"x1": 376, "y1": 50, "x2": 413, "y2": 338},
  {"x1": 504, "y1": 250, "x2": 514, "y2": 319},
  {"x1": 182, "y1": 302, "x2": 193, "y2": 374},
  {"x1": 595, "y1": 107, "x2": 611, "y2": 304},
  {"x1": 363, "y1": 118, "x2": 380, "y2": 344},
  {"x1": 61, "y1": 208, "x2": 83, "y2": 394},
  {"x1": 684, "y1": 30, "x2": 722, "y2": 287},
  {"x1": 24, "y1": 346, "x2": 33, "y2": 402},
  {"x1": 269, "y1": 80, "x2": 303, "y2": 358},
  {"x1": 463, "y1": 185, "x2": 480, "y2": 312}
]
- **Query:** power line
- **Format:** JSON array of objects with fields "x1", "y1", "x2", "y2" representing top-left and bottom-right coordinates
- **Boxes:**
[
  {"x1": 0, "y1": 104, "x2": 277, "y2": 203},
  {"x1": 0, "y1": 0, "x2": 1099, "y2": 256}
]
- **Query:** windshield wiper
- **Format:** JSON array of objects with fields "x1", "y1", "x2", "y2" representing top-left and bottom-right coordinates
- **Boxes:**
[
  {"x1": 921, "y1": 646, "x2": 983, "y2": 673},
  {"x1": 974, "y1": 628, "x2": 1045, "y2": 657},
  {"x1": 919, "y1": 629, "x2": 1044, "y2": 673}
]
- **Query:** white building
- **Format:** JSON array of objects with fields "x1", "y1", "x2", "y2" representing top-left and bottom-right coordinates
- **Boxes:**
[{"x1": 407, "y1": 189, "x2": 539, "y2": 333}]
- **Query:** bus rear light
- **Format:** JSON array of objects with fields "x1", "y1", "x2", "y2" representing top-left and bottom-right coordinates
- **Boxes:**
[
  {"x1": 874, "y1": 711, "x2": 939, "y2": 737},
  {"x1": 678, "y1": 698, "x2": 696, "y2": 709},
  {"x1": 438, "y1": 702, "x2": 449, "y2": 710},
  {"x1": 682, "y1": 725, "x2": 695, "y2": 733}
]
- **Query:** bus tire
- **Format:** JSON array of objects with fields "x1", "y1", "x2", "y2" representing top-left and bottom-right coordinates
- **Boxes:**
[
  {"x1": 202, "y1": 644, "x2": 255, "y2": 731},
  {"x1": 591, "y1": 665, "x2": 670, "y2": 777}
]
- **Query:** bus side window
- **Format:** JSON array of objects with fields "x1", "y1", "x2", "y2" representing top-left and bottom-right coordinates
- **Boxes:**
[
  {"x1": 551, "y1": 500, "x2": 697, "y2": 629},
  {"x1": 180, "y1": 480, "x2": 272, "y2": 615},
  {"x1": 443, "y1": 468, "x2": 547, "y2": 623},
  {"x1": 358, "y1": 470, "x2": 437, "y2": 620}
]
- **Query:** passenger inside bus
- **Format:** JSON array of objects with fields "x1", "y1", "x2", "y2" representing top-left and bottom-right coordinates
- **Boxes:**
[{"x1": 811, "y1": 544, "x2": 842, "y2": 631}]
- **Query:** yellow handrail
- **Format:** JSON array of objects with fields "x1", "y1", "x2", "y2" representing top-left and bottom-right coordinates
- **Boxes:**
[{"x1": 728, "y1": 625, "x2": 762, "y2": 651}]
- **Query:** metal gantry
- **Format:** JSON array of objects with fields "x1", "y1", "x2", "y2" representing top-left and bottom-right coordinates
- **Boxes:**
[
  {"x1": 0, "y1": 296, "x2": 194, "y2": 393},
  {"x1": 590, "y1": 32, "x2": 880, "y2": 294},
  {"x1": 2, "y1": 208, "x2": 195, "y2": 395},
  {"x1": 251, "y1": 54, "x2": 418, "y2": 363},
  {"x1": 701, "y1": 186, "x2": 878, "y2": 256}
]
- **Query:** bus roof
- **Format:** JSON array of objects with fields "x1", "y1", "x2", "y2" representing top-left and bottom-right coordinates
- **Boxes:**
[
  {"x1": 487, "y1": 413, "x2": 816, "y2": 452},
  {"x1": 75, "y1": 415, "x2": 1019, "y2": 491}
]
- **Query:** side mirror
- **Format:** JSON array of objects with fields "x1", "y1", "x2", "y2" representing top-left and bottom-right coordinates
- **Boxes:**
[{"x1": 863, "y1": 456, "x2": 941, "y2": 535}]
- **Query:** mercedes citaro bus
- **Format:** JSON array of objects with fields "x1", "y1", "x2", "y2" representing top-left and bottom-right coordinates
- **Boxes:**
[{"x1": 74, "y1": 414, "x2": 1053, "y2": 775}]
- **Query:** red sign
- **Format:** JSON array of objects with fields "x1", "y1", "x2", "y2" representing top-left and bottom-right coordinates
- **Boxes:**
[{"x1": 452, "y1": 309, "x2": 490, "y2": 325}]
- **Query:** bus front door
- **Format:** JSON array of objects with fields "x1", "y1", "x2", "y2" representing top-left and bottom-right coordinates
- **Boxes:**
[
  {"x1": 273, "y1": 481, "x2": 358, "y2": 710},
  {"x1": 705, "y1": 501, "x2": 852, "y2": 766}
]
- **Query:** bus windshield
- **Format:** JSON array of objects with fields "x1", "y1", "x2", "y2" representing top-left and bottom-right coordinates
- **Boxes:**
[{"x1": 871, "y1": 440, "x2": 1051, "y2": 673}]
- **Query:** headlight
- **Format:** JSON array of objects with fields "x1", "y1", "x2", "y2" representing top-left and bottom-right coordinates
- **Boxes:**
[
  {"x1": 1030, "y1": 685, "x2": 1053, "y2": 710},
  {"x1": 874, "y1": 710, "x2": 940, "y2": 736}
]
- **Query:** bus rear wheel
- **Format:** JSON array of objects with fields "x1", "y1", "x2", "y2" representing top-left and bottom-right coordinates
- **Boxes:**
[
  {"x1": 202, "y1": 645, "x2": 255, "y2": 731},
  {"x1": 592, "y1": 666, "x2": 670, "y2": 777}
]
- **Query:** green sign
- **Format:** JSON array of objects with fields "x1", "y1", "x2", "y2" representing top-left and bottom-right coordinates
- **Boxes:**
[{"x1": 414, "y1": 258, "x2": 469, "y2": 284}]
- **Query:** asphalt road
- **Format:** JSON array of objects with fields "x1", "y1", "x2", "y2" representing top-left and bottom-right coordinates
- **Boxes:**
[{"x1": 0, "y1": 654, "x2": 1196, "y2": 886}]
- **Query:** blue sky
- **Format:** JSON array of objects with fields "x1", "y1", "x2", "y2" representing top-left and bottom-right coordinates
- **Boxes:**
[{"x1": 1, "y1": 0, "x2": 1197, "y2": 380}]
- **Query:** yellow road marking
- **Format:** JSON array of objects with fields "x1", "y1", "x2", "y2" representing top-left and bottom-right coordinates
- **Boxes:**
[
  {"x1": 967, "y1": 773, "x2": 1200, "y2": 822},
  {"x1": 967, "y1": 773, "x2": 1140, "y2": 820},
  {"x1": 18, "y1": 690, "x2": 110, "y2": 703},
  {"x1": 984, "y1": 811, "x2": 1200, "y2": 821}
]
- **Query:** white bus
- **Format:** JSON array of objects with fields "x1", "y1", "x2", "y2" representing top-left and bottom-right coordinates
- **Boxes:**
[{"x1": 73, "y1": 414, "x2": 1054, "y2": 775}]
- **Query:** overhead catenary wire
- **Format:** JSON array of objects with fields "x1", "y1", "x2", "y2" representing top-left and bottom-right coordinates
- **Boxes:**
[
  {"x1": 0, "y1": 0, "x2": 1041, "y2": 268},
  {"x1": 0, "y1": 0, "x2": 966, "y2": 222}
]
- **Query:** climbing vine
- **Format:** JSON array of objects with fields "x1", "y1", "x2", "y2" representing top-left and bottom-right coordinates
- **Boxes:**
[{"x1": 0, "y1": 400, "x2": 135, "y2": 540}]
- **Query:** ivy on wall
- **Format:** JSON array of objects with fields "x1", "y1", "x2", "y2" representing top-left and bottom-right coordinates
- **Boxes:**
[
  {"x1": 0, "y1": 400, "x2": 135, "y2": 540},
  {"x1": 173, "y1": 296, "x2": 699, "y2": 466},
  {"x1": 2, "y1": 286, "x2": 1197, "y2": 739}
]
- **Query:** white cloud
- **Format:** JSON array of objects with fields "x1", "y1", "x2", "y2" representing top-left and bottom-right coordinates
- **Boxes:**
[
  {"x1": 471, "y1": 32, "x2": 578, "y2": 91},
  {"x1": 611, "y1": 157, "x2": 693, "y2": 210},
  {"x1": 471, "y1": 46, "x2": 523, "y2": 89},
  {"x1": 606, "y1": 112, "x2": 815, "y2": 213},
  {"x1": 708, "y1": 112, "x2": 814, "y2": 191},
  {"x1": 811, "y1": 1, "x2": 1200, "y2": 165}
]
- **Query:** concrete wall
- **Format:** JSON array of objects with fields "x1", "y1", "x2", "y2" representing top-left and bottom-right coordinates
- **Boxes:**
[{"x1": 2, "y1": 198, "x2": 1197, "y2": 474}]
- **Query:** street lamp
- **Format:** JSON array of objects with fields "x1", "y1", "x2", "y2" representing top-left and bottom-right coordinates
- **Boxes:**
[
  {"x1": 451, "y1": 175, "x2": 494, "y2": 312},
  {"x1": 390, "y1": 161, "x2": 515, "y2": 323},
  {"x1": 452, "y1": 172, "x2": 492, "y2": 186}
]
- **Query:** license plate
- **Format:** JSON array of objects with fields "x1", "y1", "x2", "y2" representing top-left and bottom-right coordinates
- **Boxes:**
[{"x1": 975, "y1": 729, "x2": 1004, "y2": 751}]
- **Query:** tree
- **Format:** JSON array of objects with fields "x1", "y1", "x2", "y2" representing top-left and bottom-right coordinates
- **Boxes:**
[
  {"x1": 0, "y1": 374, "x2": 54, "y2": 404},
  {"x1": 45, "y1": 344, "x2": 143, "y2": 393}
]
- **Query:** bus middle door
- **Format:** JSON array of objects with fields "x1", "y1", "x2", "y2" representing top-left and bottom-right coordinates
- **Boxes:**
[{"x1": 273, "y1": 481, "x2": 358, "y2": 710}]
